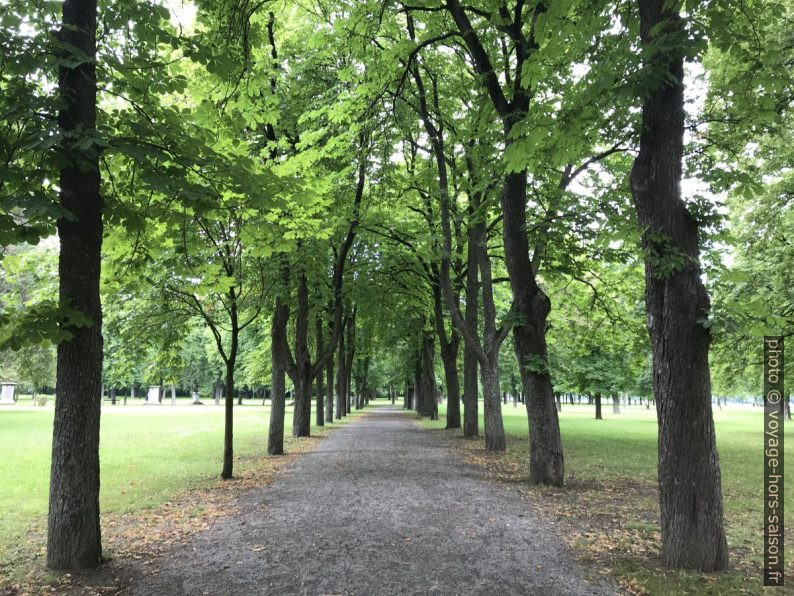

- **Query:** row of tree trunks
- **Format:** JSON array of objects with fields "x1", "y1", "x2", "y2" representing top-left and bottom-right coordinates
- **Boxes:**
[
  {"x1": 403, "y1": 15, "x2": 461, "y2": 432},
  {"x1": 443, "y1": 0, "x2": 564, "y2": 486}
]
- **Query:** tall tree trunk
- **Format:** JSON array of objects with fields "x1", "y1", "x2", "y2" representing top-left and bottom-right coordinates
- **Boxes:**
[
  {"x1": 362, "y1": 356, "x2": 371, "y2": 406},
  {"x1": 434, "y1": 286, "x2": 461, "y2": 429},
  {"x1": 345, "y1": 314, "x2": 355, "y2": 415},
  {"x1": 462, "y1": 201, "x2": 480, "y2": 438},
  {"x1": 612, "y1": 394, "x2": 620, "y2": 414},
  {"x1": 473, "y1": 214, "x2": 506, "y2": 451},
  {"x1": 325, "y1": 352, "x2": 334, "y2": 423},
  {"x1": 444, "y1": 0, "x2": 563, "y2": 486},
  {"x1": 315, "y1": 316, "x2": 325, "y2": 427},
  {"x1": 630, "y1": 0, "x2": 728, "y2": 570},
  {"x1": 336, "y1": 323, "x2": 346, "y2": 419},
  {"x1": 290, "y1": 273, "x2": 312, "y2": 437},
  {"x1": 504, "y1": 170, "x2": 564, "y2": 486},
  {"x1": 595, "y1": 393, "x2": 602, "y2": 420},
  {"x1": 221, "y1": 294, "x2": 239, "y2": 479},
  {"x1": 480, "y1": 359, "x2": 505, "y2": 451},
  {"x1": 48, "y1": 0, "x2": 103, "y2": 570},
  {"x1": 292, "y1": 377, "x2": 311, "y2": 438},
  {"x1": 315, "y1": 370, "x2": 324, "y2": 426},
  {"x1": 416, "y1": 332, "x2": 439, "y2": 420},
  {"x1": 221, "y1": 359, "x2": 235, "y2": 478},
  {"x1": 268, "y1": 294, "x2": 289, "y2": 456}
]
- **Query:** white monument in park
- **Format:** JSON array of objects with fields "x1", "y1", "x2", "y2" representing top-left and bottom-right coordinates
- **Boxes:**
[
  {"x1": 146, "y1": 385, "x2": 161, "y2": 405},
  {"x1": 0, "y1": 382, "x2": 15, "y2": 405},
  {"x1": 191, "y1": 390, "x2": 202, "y2": 405}
]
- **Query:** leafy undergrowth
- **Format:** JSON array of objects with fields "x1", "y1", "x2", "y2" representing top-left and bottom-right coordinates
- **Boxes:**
[
  {"x1": 0, "y1": 422, "x2": 353, "y2": 595},
  {"x1": 419, "y1": 406, "x2": 792, "y2": 595}
]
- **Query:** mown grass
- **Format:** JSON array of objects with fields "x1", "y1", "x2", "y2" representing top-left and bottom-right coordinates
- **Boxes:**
[
  {"x1": 0, "y1": 397, "x2": 347, "y2": 583},
  {"x1": 423, "y1": 401, "x2": 792, "y2": 595}
]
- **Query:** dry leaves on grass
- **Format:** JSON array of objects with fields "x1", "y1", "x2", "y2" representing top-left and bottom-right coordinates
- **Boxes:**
[
  {"x1": 3, "y1": 436, "x2": 326, "y2": 596},
  {"x1": 445, "y1": 432, "x2": 659, "y2": 595}
]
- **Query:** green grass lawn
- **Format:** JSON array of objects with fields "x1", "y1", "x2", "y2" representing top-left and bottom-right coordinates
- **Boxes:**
[
  {"x1": 426, "y1": 401, "x2": 793, "y2": 594},
  {"x1": 0, "y1": 397, "x2": 343, "y2": 576}
]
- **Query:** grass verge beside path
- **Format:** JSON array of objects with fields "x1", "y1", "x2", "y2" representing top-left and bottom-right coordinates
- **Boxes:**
[
  {"x1": 419, "y1": 402, "x2": 792, "y2": 595},
  {"x1": 0, "y1": 400, "x2": 360, "y2": 591}
]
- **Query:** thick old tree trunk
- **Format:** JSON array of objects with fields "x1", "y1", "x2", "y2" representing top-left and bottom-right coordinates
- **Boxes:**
[
  {"x1": 292, "y1": 377, "x2": 311, "y2": 438},
  {"x1": 502, "y1": 172, "x2": 564, "y2": 486},
  {"x1": 268, "y1": 295, "x2": 289, "y2": 456},
  {"x1": 503, "y1": 168, "x2": 564, "y2": 486},
  {"x1": 595, "y1": 393, "x2": 602, "y2": 420},
  {"x1": 480, "y1": 360, "x2": 505, "y2": 451},
  {"x1": 48, "y1": 0, "x2": 103, "y2": 571},
  {"x1": 441, "y1": 347, "x2": 460, "y2": 428},
  {"x1": 612, "y1": 394, "x2": 620, "y2": 414},
  {"x1": 290, "y1": 273, "x2": 312, "y2": 438},
  {"x1": 630, "y1": 0, "x2": 728, "y2": 570}
]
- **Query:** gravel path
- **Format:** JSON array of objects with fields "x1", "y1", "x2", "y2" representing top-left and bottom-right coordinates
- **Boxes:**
[{"x1": 127, "y1": 406, "x2": 616, "y2": 595}]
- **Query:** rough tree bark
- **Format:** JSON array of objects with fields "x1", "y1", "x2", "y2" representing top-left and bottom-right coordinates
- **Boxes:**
[
  {"x1": 267, "y1": 293, "x2": 290, "y2": 455},
  {"x1": 594, "y1": 393, "x2": 602, "y2": 420},
  {"x1": 630, "y1": 0, "x2": 728, "y2": 570},
  {"x1": 47, "y1": 0, "x2": 103, "y2": 570},
  {"x1": 415, "y1": 331, "x2": 439, "y2": 420},
  {"x1": 612, "y1": 394, "x2": 620, "y2": 414},
  {"x1": 287, "y1": 272, "x2": 312, "y2": 437}
]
